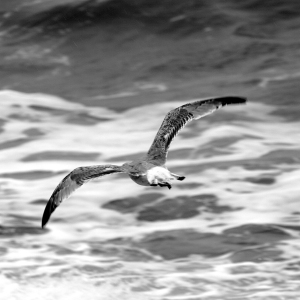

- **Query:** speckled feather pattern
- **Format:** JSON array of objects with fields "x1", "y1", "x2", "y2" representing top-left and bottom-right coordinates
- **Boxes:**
[
  {"x1": 42, "y1": 165, "x2": 127, "y2": 227},
  {"x1": 146, "y1": 96, "x2": 246, "y2": 165}
]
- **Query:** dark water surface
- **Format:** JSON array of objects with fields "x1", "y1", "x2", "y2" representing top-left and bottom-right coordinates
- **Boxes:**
[{"x1": 1, "y1": 1, "x2": 300, "y2": 299}]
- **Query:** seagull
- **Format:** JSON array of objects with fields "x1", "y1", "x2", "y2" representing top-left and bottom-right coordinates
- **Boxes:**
[{"x1": 42, "y1": 96, "x2": 246, "y2": 227}]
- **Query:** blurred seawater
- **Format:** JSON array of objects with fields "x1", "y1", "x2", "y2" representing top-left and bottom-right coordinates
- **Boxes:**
[{"x1": 1, "y1": 0, "x2": 300, "y2": 299}]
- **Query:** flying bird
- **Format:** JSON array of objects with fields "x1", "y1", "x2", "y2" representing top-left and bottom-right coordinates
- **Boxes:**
[{"x1": 42, "y1": 96, "x2": 246, "y2": 227}]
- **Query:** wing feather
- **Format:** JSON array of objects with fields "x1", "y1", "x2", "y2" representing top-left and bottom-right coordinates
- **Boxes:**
[
  {"x1": 146, "y1": 96, "x2": 247, "y2": 165},
  {"x1": 42, "y1": 165, "x2": 127, "y2": 227}
]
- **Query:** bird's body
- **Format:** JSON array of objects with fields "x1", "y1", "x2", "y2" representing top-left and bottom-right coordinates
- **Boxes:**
[
  {"x1": 42, "y1": 96, "x2": 247, "y2": 227},
  {"x1": 124, "y1": 160, "x2": 184, "y2": 188}
]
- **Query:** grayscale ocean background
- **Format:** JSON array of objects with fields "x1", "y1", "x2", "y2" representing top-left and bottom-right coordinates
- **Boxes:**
[{"x1": 1, "y1": 0, "x2": 300, "y2": 299}]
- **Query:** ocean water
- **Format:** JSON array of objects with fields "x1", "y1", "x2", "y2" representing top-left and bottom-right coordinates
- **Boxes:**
[
  {"x1": 1, "y1": 0, "x2": 300, "y2": 299},
  {"x1": 1, "y1": 89, "x2": 300, "y2": 300}
]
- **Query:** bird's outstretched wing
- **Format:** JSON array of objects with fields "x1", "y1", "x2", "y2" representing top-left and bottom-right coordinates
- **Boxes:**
[
  {"x1": 146, "y1": 96, "x2": 247, "y2": 165},
  {"x1": 42, "y1": 165, "x2": 128, "y2": 228}
]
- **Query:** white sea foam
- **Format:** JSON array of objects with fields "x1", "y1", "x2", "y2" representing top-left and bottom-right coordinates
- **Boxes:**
[
  {"x1": 1, "y1": 90, "x2": 300, "y2": 299},
  {"x1": 88, "y1": 82, "x2": 167, "y2": 101},
  {"x1": 259, "y1": 70, "x2": 300, "y2": 87},
  {"x1": 0, "y1": 274, "x2": 154, "y2": 300}
]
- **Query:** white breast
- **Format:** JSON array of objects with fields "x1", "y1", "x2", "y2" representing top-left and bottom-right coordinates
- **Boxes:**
[{"x1": 146, "y1": 166, "x2": 171, "y2": 185}]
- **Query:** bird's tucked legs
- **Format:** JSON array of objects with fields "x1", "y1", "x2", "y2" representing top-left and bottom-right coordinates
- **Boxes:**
[
  {"x1": 150, "y1": 182, "x2": 171, "y2": 189},
  {"x1": 158, "y1": 182, "x2": 172, "y2": 189}
]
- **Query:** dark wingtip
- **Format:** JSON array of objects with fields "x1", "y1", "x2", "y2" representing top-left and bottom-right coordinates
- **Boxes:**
[
  {"x1": 219, "y1": 96, "x2": 247, "y2": 106},
  {"x1": 41, "y1": 199, "x2": 56, "y2": 228}
]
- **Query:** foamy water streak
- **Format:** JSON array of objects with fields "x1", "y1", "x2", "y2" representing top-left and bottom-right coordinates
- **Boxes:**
[{"x1": 1, "y1": 90, "x2": 300, "y2": 299}]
